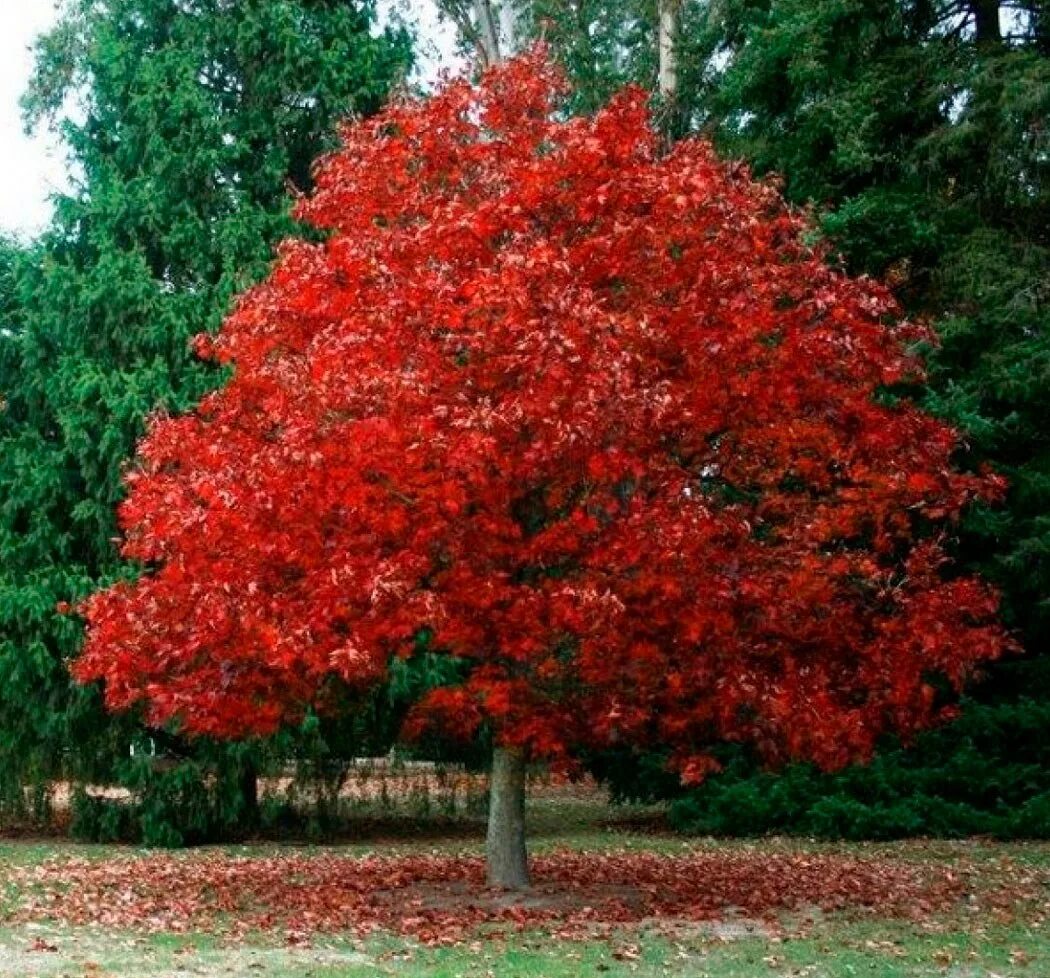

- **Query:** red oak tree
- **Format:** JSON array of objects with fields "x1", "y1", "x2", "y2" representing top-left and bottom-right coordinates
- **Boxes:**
[{"x1": 75, "y1": 51, "x2": 1009, "y2": 887}]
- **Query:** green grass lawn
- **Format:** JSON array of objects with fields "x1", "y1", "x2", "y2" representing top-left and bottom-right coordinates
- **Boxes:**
[
  {"x1": 0, "y1": 920, "x2": 1047, "y2": 978},
  {"x1": 2, "y1": 791, "x2": 1048, "y2": 977}
]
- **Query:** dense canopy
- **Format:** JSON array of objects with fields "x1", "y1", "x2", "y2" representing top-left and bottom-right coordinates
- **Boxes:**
[{"x1": 76, "y1": 53, "x2": 1009, "y2": 782}]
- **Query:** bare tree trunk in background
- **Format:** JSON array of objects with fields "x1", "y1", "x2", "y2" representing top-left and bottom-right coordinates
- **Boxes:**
[
  {"x1": 658, "y1": 0, "x2": 680, "y2": 102},
  {"x1": 474, "y1": 0, "x2": 503, "y2": 66},
  {"x1": 657, "y1": 0, "x2": 685, "y2": 138},
  {"x1": 971, "y1": 0, "x2": 1003, "y2": 47},
  {"x1": 436, "y1": 0, "x2": 504, "y2": 69},
  {"x1": 437, "y1": 0, "x2": 531, "y2": 69},
  {"x1": 486, "y1": 746, "x2": 529, "y2": 889},
  {"x1": 498, "y1": 0, "x2": 526, "y2": 57}
]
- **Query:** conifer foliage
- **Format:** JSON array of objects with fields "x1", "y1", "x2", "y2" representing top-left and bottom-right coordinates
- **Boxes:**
[
  {"x1": 0, "y1": 0, "x2": 411, "y2": 824},
  {"x1": 77, "y1": 53, "x2": 1009, "y2": 802}
]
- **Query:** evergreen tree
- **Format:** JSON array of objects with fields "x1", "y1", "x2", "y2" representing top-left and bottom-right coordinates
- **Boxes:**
[{"x1": 0, "y1": 0, "x2": 411, "y2": 833}]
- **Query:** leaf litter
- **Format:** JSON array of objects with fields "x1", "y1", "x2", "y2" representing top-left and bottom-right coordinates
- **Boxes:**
[{"x1": 2, "y1": 848, "x2": 991, "y2": 946}]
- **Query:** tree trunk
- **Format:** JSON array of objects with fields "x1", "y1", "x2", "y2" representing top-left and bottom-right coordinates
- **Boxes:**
[
  {"x1": 498, "y1": 0, "x2": 525, "y2": 58},
  {"x1": 486, "y1": 746, "x2": 529, "y2": 888},
  {"x1": 239, "y1": 757, "x2": 259, "y2": 827},
  {"x1": 657, "y1": 0, "x2": 680, "y2": 101},
  {"x1": 657, "y1": 0, "x2": 685, "y2": 138},
  {"x1": 474, "y1": 0, "x2": 503, "y2": 67},
  {"x1": 971, "y1": 0, "x2": 1002, "y2": 47}
]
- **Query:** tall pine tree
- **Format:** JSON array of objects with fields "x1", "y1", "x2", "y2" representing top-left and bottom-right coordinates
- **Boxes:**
[{"x1": 0, "y1": 0, "x2": 411, "y2": 834}]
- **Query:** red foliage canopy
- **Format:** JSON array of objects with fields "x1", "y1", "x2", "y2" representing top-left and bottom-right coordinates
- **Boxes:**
[{"x1": 75, "y1": 51, "x2": 1009, "y2": 780}]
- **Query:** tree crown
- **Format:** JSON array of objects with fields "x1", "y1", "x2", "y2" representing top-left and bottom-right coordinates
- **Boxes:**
[{"x1": 75, "y1": 51, "x2": 1009, "y2": 781}]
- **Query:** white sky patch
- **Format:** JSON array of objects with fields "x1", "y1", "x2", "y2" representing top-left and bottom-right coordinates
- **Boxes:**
[
  {"x1": 0, "y1": 3, "x2": 69, "y2": 237},
  {"x1": 0, "y1": 1, "x2": 462, "y2": 238},
  {"x1": 380, "y1": 0, "x2": 465, "y2": 88}
]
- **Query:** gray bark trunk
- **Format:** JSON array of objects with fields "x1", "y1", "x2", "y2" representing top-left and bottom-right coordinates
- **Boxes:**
[
  {"x1": 474, "y1": 0, "x2": 503, "y2": 67},
  {"x1": 486, "y1": 746, "x2": 529, "y2": 888},
  {"x1": 498, "y1": 0, "x2": 526, "y2": 57},
  {"x1": 658, "y1": 0, "x2": 680, "y2": 101}
]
